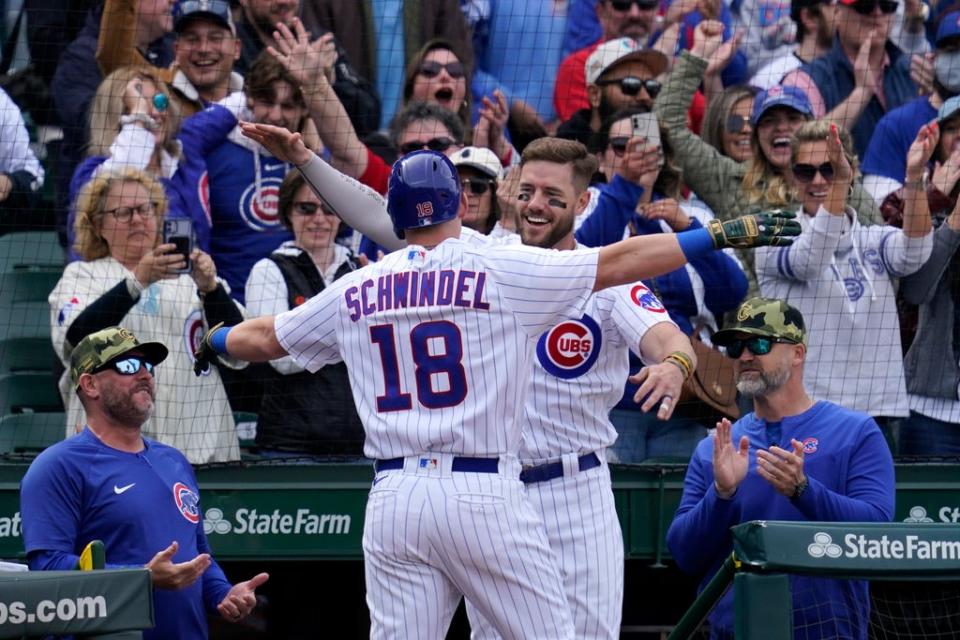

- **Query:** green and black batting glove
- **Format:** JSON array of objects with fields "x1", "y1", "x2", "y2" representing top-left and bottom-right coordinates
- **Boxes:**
[
  {"x1": 193, "y1": 321, "x2": 224, "y2": 376},
  {"x1": 706, "y1": 210, "x2": 802, "y2": 249}
]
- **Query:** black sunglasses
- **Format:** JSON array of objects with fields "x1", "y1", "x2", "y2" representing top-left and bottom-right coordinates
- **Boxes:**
[
  {"x1": 791, "y1": 162, "x2": 835, "y2": 183},
  {"x1": 608, "y1": 136, "x2": 630, "y2": 156},
  {"x1": 399, "y1": 137, "x2": 457, "y2": 155},
  {"x1": 461, "y1": 178, "x2": 493, "y2": 195},
  {"x1": 292, "y1": 201, "x2": 331, "y2": 216},
  {"x1": 845, "y1": 0, "x2": 898, "y2": 15},
  {"x1": 595, "y1": 76, "x2": 662, "y2": 98},
  {"x1": 725, "y1": 337, "x2": 797, "y2": 359},
  {"x1": 96, "y1": 356, "x2": 156, "y2": 376},
  {"x1": 725, "y1": 114, "x2": 752, "y2": 134},
  {"x1": 418, "y1": 60, "x2": 466, "y2": 79},
  {"x1": 609, "y1": 0, "x2": 660, "y2": 10}
]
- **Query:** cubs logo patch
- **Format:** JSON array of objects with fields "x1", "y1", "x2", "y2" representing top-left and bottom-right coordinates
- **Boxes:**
[
  {"x1": 802, "y1": 437, "x2": 819, "y2": 454},
  {"x1": 173, "y1": 482, "x2": 201, "y2": 524},
  {"x1": 238, "y1": 177, "x2": 284, "y2": 231},
  {"x1": 184, "y1": 310, "x2": 210, "y2": 376},
  {"x1": 630, "y1": 284, "x2": 667, "y2": 313},
  {"x1": 536, "y1": 315, "x2": 602, "y2": 379}
]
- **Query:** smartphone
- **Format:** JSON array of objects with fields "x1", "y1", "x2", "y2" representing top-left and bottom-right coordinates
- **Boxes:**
[
  {"x1": 631, "y1": 112, "x2": 664, "y2": 167},
  {"x1": 163, "y1": 218, "x2": 193, "y2": 274}
]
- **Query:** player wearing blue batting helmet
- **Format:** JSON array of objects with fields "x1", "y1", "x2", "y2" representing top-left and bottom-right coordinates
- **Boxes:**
[{"x1": 387, "y1": 150, "x2": 462, "y2": 239}]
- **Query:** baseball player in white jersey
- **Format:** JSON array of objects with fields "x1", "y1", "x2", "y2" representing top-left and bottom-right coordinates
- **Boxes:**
[
  {"x1": 454, "y1": 139, "x2": 696, "y2": 640},
  {"x1": 198, "y1": 126, "x2": 799, "y2": 639}
]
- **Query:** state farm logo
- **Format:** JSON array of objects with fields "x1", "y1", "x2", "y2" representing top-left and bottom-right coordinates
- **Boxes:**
[
  {"x1": 808, "y1": 532, "x2": 842, "y2": 559},
  {"x1": 806, "y1": 530, "x2": 960, "y2": 560},
  {"x1": 903, "y1": 506, "x2": 935, "y2": 523},
  {"x1": 203, "y1": 507, "x2": 351, "y2": 535}
]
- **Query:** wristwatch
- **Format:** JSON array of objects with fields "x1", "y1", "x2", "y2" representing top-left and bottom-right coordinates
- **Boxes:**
[{"x1": 791, "y1": 477, "x2": 809, "y2": 501}]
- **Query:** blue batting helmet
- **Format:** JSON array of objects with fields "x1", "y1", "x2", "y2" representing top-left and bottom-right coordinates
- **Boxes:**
[{"x1": 386, "y1": 151, "x2": 462, "y2": 239}]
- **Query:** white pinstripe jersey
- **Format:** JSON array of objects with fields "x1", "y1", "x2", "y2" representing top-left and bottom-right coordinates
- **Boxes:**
[
  {"x1": 457, "y1": 229, "x2": 677, "y2": 461},
  {"x1": 519, "y1": 281, "x2": 675, "y2": 461},
  {"x1": 274, "y1": 236, "x2": 600, "y2": 460}
]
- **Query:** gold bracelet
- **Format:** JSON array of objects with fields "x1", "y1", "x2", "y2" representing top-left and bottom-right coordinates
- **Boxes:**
[{"x1": 663, "y1": 351, "x2": 693, "y2": 381}]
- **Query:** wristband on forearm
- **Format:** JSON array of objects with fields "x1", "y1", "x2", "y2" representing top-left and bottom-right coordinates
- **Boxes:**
[
  {"x1": 209, "y1": 326, "x2": 232, "y2": 355},
  {"x1": 676, "y1": 227, "x2": 716, "y2": 260},
  {"x1": 663, "y1": 351, "x2": 693, "y2": 380}
]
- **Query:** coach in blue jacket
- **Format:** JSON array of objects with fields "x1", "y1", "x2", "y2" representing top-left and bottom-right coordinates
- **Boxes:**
[{"x1": 667, "y1": 297, "x2": 895, "y2": 640}]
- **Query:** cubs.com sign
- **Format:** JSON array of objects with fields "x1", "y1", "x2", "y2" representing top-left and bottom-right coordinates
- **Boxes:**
[{"x1": 808, "y1": 531, "x2": 960, "y2": 561}]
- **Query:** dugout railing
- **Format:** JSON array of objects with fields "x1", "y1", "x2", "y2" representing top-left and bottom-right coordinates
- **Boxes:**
[{"x1": 668, "y1": 521, "x2": 960, "y2": 639}]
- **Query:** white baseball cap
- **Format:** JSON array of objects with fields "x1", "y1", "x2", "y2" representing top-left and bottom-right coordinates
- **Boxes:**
[
  {"x1": 449, "y1": 146, "x2": 504, "y2": 179},
  {"x1": 585, "y1": 38, "x2": 669, "y2": 86}
]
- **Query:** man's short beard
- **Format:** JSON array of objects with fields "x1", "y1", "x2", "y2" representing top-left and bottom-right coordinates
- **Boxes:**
[
  {"x1": 736, "y1": 366, "x2": 791, "y2": 398},
  {"x1": 101, "y1": 383, "x2": 154, "y2": 427}
]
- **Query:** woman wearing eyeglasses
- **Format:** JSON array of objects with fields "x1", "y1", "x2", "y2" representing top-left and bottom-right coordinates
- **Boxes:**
[
  {"x1": 755, "y1": 120, "x2": 934, "y2": 432},
  {"x1": 49, "y1": 168, "x2": 245, "y2": 464},
  {"x1": 656, "y1": 20, "x2": 882, "y2": 296},
  {"x1": 243, "y1": 170, "x2": 363, "y2": 460},
  {"x1": 65, "y1": 66, "x2": 246, "y2": 263}
]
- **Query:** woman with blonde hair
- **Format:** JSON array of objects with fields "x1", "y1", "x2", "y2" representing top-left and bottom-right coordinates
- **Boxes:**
[
  {"x1": 755, "y1": 120, "x2": 934, "y2": 435},
  {"x1": 66, "y1": 65, "x2": 247, "y2": 260},
  {"x1": 51, "y1": 168, "x2": 245, "y2": 463}
]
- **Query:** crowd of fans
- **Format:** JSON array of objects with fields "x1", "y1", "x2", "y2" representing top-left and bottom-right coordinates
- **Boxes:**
[{"x1": 1, "y1": 0, "x2": 960, "y2": 465}]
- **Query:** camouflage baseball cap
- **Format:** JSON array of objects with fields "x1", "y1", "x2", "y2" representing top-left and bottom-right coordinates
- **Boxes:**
[
  {"x1": 712, "y1": 297, "x2": 807, "y2": 346},
  {"x1": 70, "y1": 327, "x2": 168, "y2": 388}
]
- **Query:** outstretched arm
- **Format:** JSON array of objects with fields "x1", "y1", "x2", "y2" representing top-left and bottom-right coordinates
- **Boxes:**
[
  {"x1": 193, "y1": 317, "x2": 286, "y2": 375},
  {"x1": 239, "y1": 122, "x2": 404, "y2": 250},
  {"x1": 595, "y1": 211, "x2": 800, "y2": 291}
]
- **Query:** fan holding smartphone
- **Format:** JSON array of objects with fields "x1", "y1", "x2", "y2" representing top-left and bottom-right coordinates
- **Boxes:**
[
  {"x1": 163, "y1": 218, "x2": 194, "y2": 274},
  {"x1": 581, "y1": 108, "x2": 750, "y2": 463}
]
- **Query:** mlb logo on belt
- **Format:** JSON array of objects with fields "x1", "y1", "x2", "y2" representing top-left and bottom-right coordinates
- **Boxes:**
[{"x1": 419, "y1": 458, "x2": 439, "y2": 470}]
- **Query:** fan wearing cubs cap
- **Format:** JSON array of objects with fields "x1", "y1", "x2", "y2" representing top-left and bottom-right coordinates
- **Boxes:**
[
  {"x1": 19, "y1": 327, "x2": 269, "y2": 640},
  {"x1": 668, "y1": 297, "x2": 895, "y2": 640}
]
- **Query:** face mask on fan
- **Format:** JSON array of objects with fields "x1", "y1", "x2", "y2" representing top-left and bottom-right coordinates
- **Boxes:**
[{"x1": 935, "y1": 52, "x2": 960, "y2": 94}]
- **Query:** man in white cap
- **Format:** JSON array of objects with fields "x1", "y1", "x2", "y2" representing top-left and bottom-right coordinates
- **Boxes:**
[
  {"x1": 555, "y1": 0, "x2": 664, "y2": 122},
  {"x1": 449, "y1": 146, "x2": 506, "y2": 236},
  {"x1": 556, "y1": 37, "x2": 668, "y2": 147}
]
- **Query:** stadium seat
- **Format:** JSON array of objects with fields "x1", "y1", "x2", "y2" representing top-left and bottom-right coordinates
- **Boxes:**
[
  {"x1": 0, "y1": 372, "x2": 63, "y2": 414},
  {"x1": 0, "y1": 412, "x2": 65, "y2": 454},
  {"x1": 0, "y1": 336, "x2": 56, "y2": 373},
  {"x1": 0, "y1": 231, "x2": 63, "y2": 272},
  {"x1": 0, "y1": 266, "x2": 61, "y2": 305}
]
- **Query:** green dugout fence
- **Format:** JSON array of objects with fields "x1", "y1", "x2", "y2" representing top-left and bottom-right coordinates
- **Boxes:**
[
  {"x1": 669, "y1": 521, "x2": 960, "y2": 639},
  {"x1": 0, "y1": 462, "x2": 954, "y2": 561}
]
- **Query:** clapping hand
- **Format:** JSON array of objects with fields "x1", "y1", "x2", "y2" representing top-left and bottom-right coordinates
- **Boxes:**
[
  {"x1": 756, "y1": 440, "x2": 806, "y2": 498},
  {"x1": 906, "y1": 122, "x2": 938, "y2": 184},
  {"x1": 712, "y1": 418, "x2": 748, "y2": 498},
  {"x1": 268, "y1": 18, "x2": 336, "y2": 89}
]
